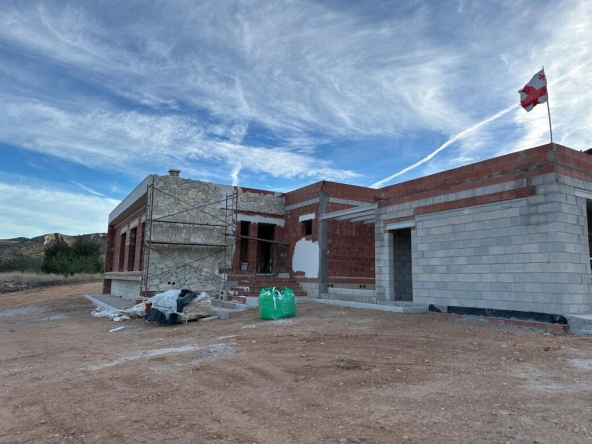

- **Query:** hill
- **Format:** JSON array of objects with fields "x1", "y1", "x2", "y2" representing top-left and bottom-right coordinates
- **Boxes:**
[{"x1": 0, "y1": 233, "x2": 108, "y2": 265}]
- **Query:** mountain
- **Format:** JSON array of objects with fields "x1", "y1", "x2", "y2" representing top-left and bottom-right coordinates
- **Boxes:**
[{"x1": 0, "y1": 233, "x2": 108, "y2": 264}]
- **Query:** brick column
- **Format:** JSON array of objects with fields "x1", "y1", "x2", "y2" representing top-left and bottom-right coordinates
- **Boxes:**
[
  {"x1": 104, "y1": 225, "x2": 116, "y2": 272},
  {"x1": 248, "y1": 222, "x2": 258, "y2": 273},
  {"x1": 317, "y1": 191, "x2": 329, "y2": 296}
]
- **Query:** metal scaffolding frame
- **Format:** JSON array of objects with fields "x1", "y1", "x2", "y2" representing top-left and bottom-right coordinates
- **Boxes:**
[{"x1": 141, "y1": 181, "x2": 237, "y2": 296}]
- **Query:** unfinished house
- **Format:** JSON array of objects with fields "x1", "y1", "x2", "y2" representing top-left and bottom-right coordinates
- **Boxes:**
[{"x1": 104, "y1": 143, "x2": 592, "y2": 318}]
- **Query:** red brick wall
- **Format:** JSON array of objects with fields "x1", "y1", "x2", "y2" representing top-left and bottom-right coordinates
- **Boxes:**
[
  {"x1": 283, "y1": 183, "x2": 322, "y2": 207},
  {"x1": 284, "y1": 203, "x2": 319, "y2": 274},
  {"x1": 378, "y1": 143, "x2": 556, "y2": 208},
  {"x1": 111, "y1": 209, "x2": 146, "y2": 272},
  {"x1": 321, "y1": 181, "x2": 377, "y2": 202},
  {"x1": 104, "y1": 225, "x2": 116, "y2": 273},
  {"x1": 555, "y1": 144, "x2": 592, "y2": 182},
  {"x1": 283, "y1": 183, "x2": 376, "y2": 282},
  {"x1": 325, "y1": 202, "x2": 375, "y2": 281}
]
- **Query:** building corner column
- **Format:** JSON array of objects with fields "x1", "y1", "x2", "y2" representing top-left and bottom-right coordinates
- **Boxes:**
[{"x1": 317, "y1": 191, "x2": 329, "y2": 297}]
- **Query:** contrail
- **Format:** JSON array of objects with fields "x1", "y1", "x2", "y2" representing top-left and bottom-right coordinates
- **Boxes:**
[{"x1": 370, "y1": 104, "x2": 519, "y2": 189}]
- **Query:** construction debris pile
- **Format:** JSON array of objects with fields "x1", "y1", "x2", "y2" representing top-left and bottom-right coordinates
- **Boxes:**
[
  {"x1": 146, "y1": 289, "x2": 212, "y2": 324},
  {"x1": 92, "y1": 289, "x2": 213, "y2": 324}
]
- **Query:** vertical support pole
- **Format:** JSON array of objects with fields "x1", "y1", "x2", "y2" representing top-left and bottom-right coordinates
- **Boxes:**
[
  {"x1": 317, "y1": 191, "x2": 329, "y2": 298},
  {"x1": 543, "y1": 66, "x2": 555, "y2": 150},
  {"x1": 142, "y1": 181, "x2": 155, "y2": 297}
]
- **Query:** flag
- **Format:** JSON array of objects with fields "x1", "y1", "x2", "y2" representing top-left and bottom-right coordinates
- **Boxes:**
[{"x1": 518, "y1": 69, "x2": 548, "y2": 112}]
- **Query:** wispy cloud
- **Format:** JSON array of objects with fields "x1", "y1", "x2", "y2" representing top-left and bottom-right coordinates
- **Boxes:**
[
  {"x1": 0, "y1": 1, "x2": 475, "y2": 183},
  {"x1": 0, "y1": 0, "x2": 590, "y2": 216},
  {"x1": 69, "y1": 180, "x2": 105, "y2": 196},
  {"x1": 0, "y1": 180, "x2": 119, "y2": 238},
  {"x1": 371, "y1": 105, "x2": 519, "y2": 188},
  {"x1": 230, "y1": 160, "x2": 241, "y2": 186}
]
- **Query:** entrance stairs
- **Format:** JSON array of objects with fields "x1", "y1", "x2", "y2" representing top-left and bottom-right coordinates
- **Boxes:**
[{"x1": 224, "y1": 275, "x2": 308, "y2": 304}]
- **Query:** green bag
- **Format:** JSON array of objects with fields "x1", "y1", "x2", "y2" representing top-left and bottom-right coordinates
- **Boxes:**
[{"x1": 259, "y1": 287, "x2": 298, "y2": 320}]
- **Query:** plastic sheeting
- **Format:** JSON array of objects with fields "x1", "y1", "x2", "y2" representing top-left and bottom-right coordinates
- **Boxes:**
[{"x1": 148, "y1": 289, "x2": 181, "y2": 320}]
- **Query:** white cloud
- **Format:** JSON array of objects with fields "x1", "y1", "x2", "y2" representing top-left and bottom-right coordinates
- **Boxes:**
[
  {"x1": 0, "y1": 98, "x2": 361, "y2": 184},
  {"x1": 0, "y1": 1, "x2": 474, "y2": 177},
  {"x1": 0, "y1": 181, "x2": 119, "y2": 238},
  {"x1": 0, "y1": 0, "x2": 591, "y2": 193}
]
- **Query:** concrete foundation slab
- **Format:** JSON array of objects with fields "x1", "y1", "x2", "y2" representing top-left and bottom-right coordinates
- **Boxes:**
[
  {"x1": 565, "y1": 314, "x2": 592, "y2": 335},
  {"x1": 85, "y1": 293, "x2": 134, "y2": 311},
  {"x1": 313, "y1": 298, "x2": 429, "y2": 313}
]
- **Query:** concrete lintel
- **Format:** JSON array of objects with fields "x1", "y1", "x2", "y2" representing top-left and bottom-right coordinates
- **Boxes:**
[
  {"x1": 322, "y1": 203, "x2": 377, "y2": 221},
  {"x1": 338, "y1": 210, "x2": 376, "y2": 223},
  {"x1": 574, "y1": 188, "x2": 592, "y2": 201},
  {"x1": 298, "y1": 213, "x2": 316, "y2": 222},
  {"x1": 329, "y1": 197, "x2": 374, "y2": 207},
  {"x1": 237, "y1": 213, "x2": 285, "y2": 227},
  {"x1": 385, "y1": 220, "x2": 416, "y2": 231},
  {"x1": 285, "y1": 198, "x2": 319, "y2": 211}
]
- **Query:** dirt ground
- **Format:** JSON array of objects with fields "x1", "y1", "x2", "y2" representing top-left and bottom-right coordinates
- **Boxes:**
[{"x1": 1, "y1": 284, "x2": 592, "y2": 444}]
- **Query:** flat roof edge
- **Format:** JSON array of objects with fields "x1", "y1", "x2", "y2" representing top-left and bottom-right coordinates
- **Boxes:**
[{"x1": 108, "y1": 175, "x2": 153, "y2": 224}]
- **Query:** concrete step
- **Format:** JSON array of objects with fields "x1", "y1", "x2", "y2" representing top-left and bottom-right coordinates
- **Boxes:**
[
  {"x1": 236, "y1": 280, "x2": 302, "y2": 287},
  {"x1": 240, "y1": 290, "x2": 308, "y2": 297},
  {"x1": 212, "y1": 299, "x2": 250, "y2": 311},
  {"x1": 327, "y1": 288, "x2": 376, "y2": 297},
  {"x1": 321, "y1": 292, "x2": 377, "y2": 304},
  {"x1": 316, "y1": 298, "x2": 429, "y2": 313},
  {"x1": 227, "y1": 295, "x2": 247, "y2": 304},
  {"x1": 213, "y1": 300, "x2": 241, "y2": 309}
]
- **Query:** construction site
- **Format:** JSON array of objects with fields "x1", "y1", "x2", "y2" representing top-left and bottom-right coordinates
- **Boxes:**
[
  {"x1": 4, "y1": 143, "x2": 592, "y2": 443},
  {"x1": 102, "y1": 143, "x2": 592, "y2": 330}
]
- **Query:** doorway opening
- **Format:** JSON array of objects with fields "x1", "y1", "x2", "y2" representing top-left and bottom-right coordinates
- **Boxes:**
[
  {"x1": 257, "y1": 223, "x2": 275, "y2": 274},
  {"x1": 392, "y1": 228, "x2": 413, "y2": 301}
]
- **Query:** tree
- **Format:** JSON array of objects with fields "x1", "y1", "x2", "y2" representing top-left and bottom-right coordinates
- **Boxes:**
[
  {"x1": 41, "y1": 240, "x2": 104, "y2": 278},
  {"x1": 13, "y1": 253, "x2": 33, "y2": 273},
  {"x1": 41, "y1": 242, "x2": 75, "y2": 278}
]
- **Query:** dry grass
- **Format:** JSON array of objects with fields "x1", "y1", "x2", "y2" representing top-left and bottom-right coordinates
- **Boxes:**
[{"x1": 0, "y1": 272, "x2": 103, "y2": 285}]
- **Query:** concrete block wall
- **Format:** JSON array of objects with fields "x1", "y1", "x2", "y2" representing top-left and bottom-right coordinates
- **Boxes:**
[
  {"x1": 376, "y1": 169, "x2": 592, "y2": 314},
  {"x1": 110, "y1": 279, "x2": 142, "y2": 300}
]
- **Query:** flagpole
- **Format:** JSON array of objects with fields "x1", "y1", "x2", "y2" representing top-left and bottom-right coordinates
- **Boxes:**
[{"x1": 543, "y1": 66, "x2": 555, "y2": 149}]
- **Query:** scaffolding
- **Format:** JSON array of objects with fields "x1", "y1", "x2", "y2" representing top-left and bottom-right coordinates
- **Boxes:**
[{"x1": 141, "y1": 181, "x2": 237, "y2": 296}]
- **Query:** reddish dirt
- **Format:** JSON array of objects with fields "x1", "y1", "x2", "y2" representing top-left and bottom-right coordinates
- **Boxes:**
[{"x1": 1, "y1": 283, "x2": 592, "y2": 444}]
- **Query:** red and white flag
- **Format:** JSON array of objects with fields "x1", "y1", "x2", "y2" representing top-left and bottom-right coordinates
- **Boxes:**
[{"x1": 519, "y1": 69, "x2": 548, "y2": 112}]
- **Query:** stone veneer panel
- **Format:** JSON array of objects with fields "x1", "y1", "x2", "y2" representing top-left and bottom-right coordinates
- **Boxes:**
[
  {"x1": 236, "y1": 189, "x2": 285, "y2": 215},
  {"x1": 145, "y1": 176, "x2": 235, "y2": 293}
]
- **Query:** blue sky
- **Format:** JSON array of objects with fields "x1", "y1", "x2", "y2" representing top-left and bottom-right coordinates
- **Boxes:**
[{"x1": 1, "y1": 0, "x2": 591, "y2": 238}]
